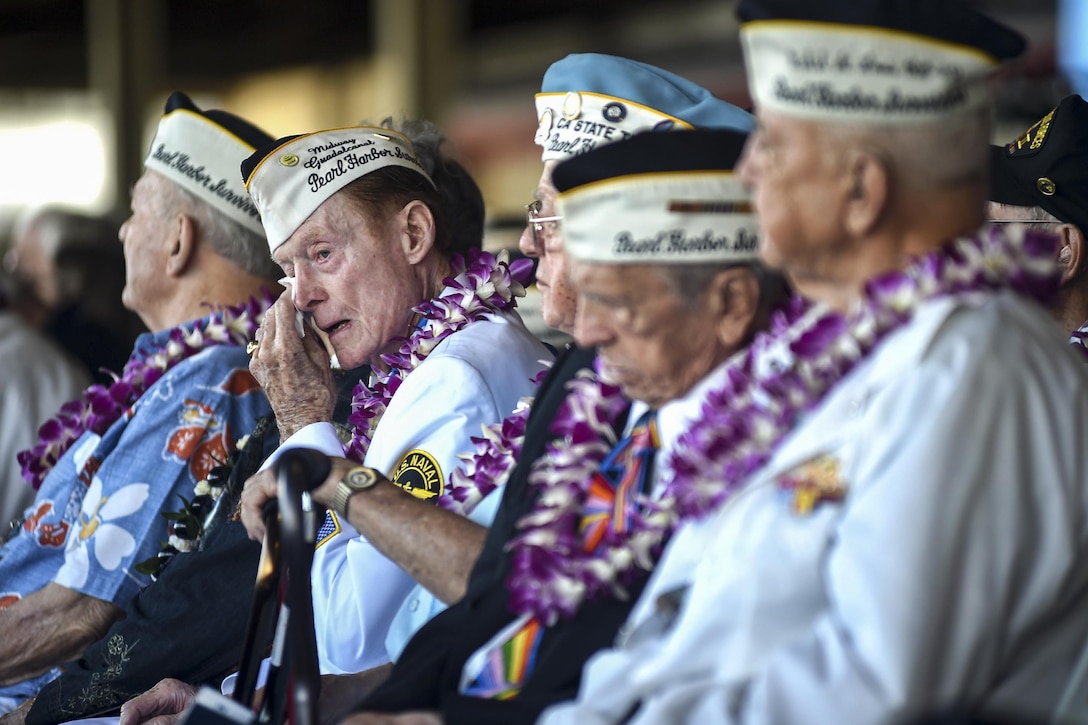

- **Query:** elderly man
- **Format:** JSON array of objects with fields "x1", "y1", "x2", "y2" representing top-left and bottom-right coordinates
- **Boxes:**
[
  {"x1": 988, "y1": 93, "x2": 1088, "y2": 347},
  {"x1": 234, "y1": 119, "x2": 550, "y2": 680},
  {"x1": 542, "y1": 2, "x2": 1088, "y2": 724},
  {"x1": 0, "y1": 92, "x2": 278, "y2": 715}
]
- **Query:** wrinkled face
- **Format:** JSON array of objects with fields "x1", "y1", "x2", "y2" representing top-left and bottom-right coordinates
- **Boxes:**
[
  {"x1": 738, "y1": 110, "x2": 848, "y2": 275},
  {"x1": 273, "y1": 193, "x2": 424, "y2": 370},
  {"x1": 518, "y1": 160, "x2": 577, "y2": 334},
  {"x1": 118, "y1": 170, "x2": 174, "y2": 328},
  {"x1": 571, "y1": 261, "x2": 730, "y2": 408}
]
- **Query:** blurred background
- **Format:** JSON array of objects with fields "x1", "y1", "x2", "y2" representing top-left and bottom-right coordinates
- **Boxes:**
[{"x1": 0, "y1": 0, "x2": 1078, "y2": 343}]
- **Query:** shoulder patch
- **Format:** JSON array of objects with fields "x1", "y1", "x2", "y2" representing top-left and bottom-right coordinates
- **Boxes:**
[{"x1": 392, "y1": 449, "x2": 444, "y2": 503}]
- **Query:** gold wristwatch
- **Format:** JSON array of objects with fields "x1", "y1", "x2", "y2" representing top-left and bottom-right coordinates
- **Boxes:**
[{"x1": 332, "y1": 466, "x2": 381, "y2": 519}]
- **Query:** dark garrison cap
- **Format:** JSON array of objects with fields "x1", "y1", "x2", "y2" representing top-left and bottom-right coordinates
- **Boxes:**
[
  {"x1": 990, "y1": 94, "x2": 1088, "y2": 234},
  {"x1": 552, "y1": 129, "x2": 750, "y2": 192}
]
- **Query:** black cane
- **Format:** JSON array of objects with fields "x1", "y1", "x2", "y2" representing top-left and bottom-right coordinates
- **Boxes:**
[
  {"x1": 258, "y1": 448, "x2": 329, "y2": 725},
  {"x1": 231, "y1": 497, "x2": 282, "y2": 709}
]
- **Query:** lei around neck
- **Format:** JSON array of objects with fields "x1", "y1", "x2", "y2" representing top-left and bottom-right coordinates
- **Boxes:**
[
  {"x1": 345, "y1": 248, "x2": 533, "y2": 462},
  {"x1": 505, "y1": 224, "x2": 1060, "y2": 625},
  {"x1": 18, "y1": 293, "x2": 274, "y2": 491}
]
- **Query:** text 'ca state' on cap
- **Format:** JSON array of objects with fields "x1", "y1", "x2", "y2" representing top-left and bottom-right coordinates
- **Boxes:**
[
  {"x1": 242, "y1": 127, "x2": 435, "y2": 253},
  {"x1": 735, "y1": 0, "x2": 1026, "y2": 123},
  {"x1": 534, "y1": 52, "x2": 753, "y2": 162},
  {"x1": 989, "y1": 94, "x2": 1088, "y2": 234},
  {"x1": 144, "y1": 91, "x2": 273, "y2": 236},
  {"x1": 553, "y1": 129, "x2": 759, "y2": 266}
]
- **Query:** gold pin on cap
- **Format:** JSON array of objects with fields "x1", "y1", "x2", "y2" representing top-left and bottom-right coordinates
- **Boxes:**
[
  {"x1": 562, "y1": 91, "x2": 582, "y2": 121},
  {"x1": 1037, "y1": 177, "x2": 1057, "y2": 196},
  {"x1": 279, "y1": 153, "x2": 300, "y2": 167}
]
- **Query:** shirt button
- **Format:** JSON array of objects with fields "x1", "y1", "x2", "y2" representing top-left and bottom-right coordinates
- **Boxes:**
[{"x1": 408, "y1": 599, "x2": 419, "y2": 612}]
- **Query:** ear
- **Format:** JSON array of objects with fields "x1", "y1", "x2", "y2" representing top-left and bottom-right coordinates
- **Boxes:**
[
  {"x1": 710, "y1": 266, "x2": 761, "y2": 351},
  {"x1": 1060, "y1": 224, "x2": 1085, "y2": 285},
  {"x1": 398, "y1": 200, "x2": 437, "y2": 265},
  {"x1": 166, "y1": 213, "x2": 197, "y2": 277},
  {"x1": 842, "y1": 151, "x2": 889, "y2": 238}
]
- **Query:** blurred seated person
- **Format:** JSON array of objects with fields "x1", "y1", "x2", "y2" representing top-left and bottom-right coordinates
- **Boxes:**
[
  {"x1": 6, "y1": 207, "x2": 144, "y2": 381},
  {"x1": 0, "y1": 269, "x2": 88, "y2": 532}
]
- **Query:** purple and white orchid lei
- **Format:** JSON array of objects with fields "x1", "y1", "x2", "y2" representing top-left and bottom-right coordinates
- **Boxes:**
[
  {"x1": 345, "y1": 248, "x2": 532, "y2": 462},
  {"x1": 506, "y1": 224, "x2": 1060, "y2": 625},
  {"x1": 18, "y1": 293, "x2": 274, "y2": 490}
]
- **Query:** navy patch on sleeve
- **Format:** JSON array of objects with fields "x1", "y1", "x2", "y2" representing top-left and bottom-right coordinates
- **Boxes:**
[{"x1": 391, "y1": 449, "x2": 444, "y2": 503}]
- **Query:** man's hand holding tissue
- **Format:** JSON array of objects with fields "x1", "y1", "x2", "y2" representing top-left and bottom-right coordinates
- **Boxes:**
[{"x1": 249, "y1": 290, "x2": 336, "y2": 439}]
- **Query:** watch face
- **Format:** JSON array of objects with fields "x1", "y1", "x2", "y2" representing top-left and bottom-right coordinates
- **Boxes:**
[{"x1": 346, "y1": 467, "x2": 377, "y2": 489}]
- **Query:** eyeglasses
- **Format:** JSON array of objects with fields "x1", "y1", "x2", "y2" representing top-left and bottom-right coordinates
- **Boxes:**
[{"x1": 525, "y1": 199, "x2": 562, "y2": 248}]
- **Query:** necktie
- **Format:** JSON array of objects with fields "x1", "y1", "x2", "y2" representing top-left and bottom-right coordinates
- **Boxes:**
[
  {"x1": 462, "y1": 409, "x2": 660, "y2": 700},
  {"x1": 580, "y1": 410, "x2": 660, "y2": 551}
]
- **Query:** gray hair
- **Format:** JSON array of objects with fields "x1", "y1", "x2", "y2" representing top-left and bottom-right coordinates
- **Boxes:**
[
  {"x1": 167, "y1": 183, "x2": 280, "y2": 279},
  {"x1": 1019, "y1": 205, "x2": 1064, "y2": 233},
  {"x1": 353, "y1": 116, "x2": 486, "y2": 256},
  {"x1": 656, "y1": 261, "x2": 793, "y2": 346}
]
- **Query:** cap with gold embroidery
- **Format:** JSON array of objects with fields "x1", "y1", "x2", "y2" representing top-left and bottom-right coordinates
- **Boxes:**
[
  {"x1": 241, "y1": 127, "x2": 435, "y2": 253},
  {"x1": 989, "y1": 94, "x2": 1088, "y2": 234},
  {"x1": 736, "y1": 0, "x2": 1026, "y2": 123},
  {"x1": 553, "y1": 129, "x2": 758, "y2": 265},
  {"x1": 144, "y1": 92, "x2": 272, "y2": 236},
  {"x1": 535, "y1": 53, "x2": 753, "y2": 162}
]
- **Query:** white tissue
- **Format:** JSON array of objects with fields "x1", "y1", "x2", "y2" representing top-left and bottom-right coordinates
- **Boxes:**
[{"x1": 279, "y1": 276, "x2": 307, "y2": 337}]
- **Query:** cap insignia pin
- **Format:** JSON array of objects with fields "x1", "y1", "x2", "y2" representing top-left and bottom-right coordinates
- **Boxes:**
[
  {"x1": 602, "y1": 102, "x2": 627, "y2": 122},
  {"x1": 562, "y1": 91, "x2": 582, "y2": 121}
]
